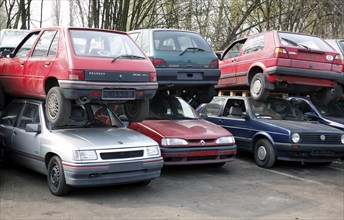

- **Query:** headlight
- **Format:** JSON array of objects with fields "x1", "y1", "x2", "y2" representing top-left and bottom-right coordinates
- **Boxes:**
[
  {"x1": 161, "y1": 138, "x2": 188, "y2": 146},
  {"x1": 291, "y1": 133, "x2": 300, "y2": 143},
  {"x1": 216, "y1": 136, "x2": 235, "y2": 144},
  {"x1": 147, "y1": 145, "x2": 160, "y2": 156},
  {"x1": 73, "y1": 150, "x2": 98, "y2": 161},
  {"x1": 341, "y1": 134, "x2": 344, "y2": 144}
]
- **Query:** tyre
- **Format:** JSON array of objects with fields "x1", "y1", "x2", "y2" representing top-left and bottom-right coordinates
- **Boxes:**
[
  {"x1": 310, "y1": 86, "x2": 341, "y2": 106},
  {"x1": 250, "y1": 73, "x2": 269, "y2": 101},
  {"x1": 47, "y1": 156, "x2": 70, "y2": 196},
  {"x1": 254, "y1": 139, "x2": 276, "y2": 168},
  {"x1": 0, "y1": 142, "x2": 9, "y2": 168},
  {"x1": 124, "y1": 99, "x2": 149, "y2": 122},
  {"x1": 46, "y1": 86, "x2": 71, "y2": 126},
  {"x1": 197, "y1": 86, "x2": 216, "y2": 103},
  {"x1": 0, "y1": 85, "x2": 6, "y2": 110}
]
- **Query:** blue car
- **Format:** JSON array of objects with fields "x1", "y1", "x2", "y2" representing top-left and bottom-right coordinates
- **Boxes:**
[
  {"x1": 289, "y1": 96, "x2": 344, "y2": 131},
  {"x1": 196, "y1": 96, "x2": 344, "y2": 168}
]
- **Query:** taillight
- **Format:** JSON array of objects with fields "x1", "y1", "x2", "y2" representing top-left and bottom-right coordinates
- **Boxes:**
[
  {"x1": 150, "y1": 58, "x2": 167, "y2": 67},
  {"x1": 210, "y1": 59, "x2": 219, "y2": 69},
  {"x1": 69, "y1": 70, "x2": 85, "y2": 80},
  {"x1": 275, "y1": 47, "x2": 289, "y2": 58},
  {"x1": 333, "y1": 54, "x2": 343, "y2": 65},
  {"x1": 150, "y1": 72, "x2": 157, "y2": 82}
]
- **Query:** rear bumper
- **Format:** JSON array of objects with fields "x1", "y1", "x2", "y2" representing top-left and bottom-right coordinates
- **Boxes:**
[
  {"x1": 266, "y1": 66, "x2": 344, "y2": 84},
  {"x1": 156, "y1": 68, "x2": 220, "y2": 87},
  {"x1": 63, "y1": 158, "x2": 163, "y2": 187},
  {"x1": 161, "y1": 145, "x2": 237, "y2": 165},
  {"x1": 58, "y1": 80, "x2": 157, "y2": 101}
]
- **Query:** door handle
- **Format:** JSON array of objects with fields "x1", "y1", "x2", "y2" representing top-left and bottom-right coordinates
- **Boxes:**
[
  {"x1": 218, "y1": 119, "x2": 224, "y2": 124},
  {"x1": 20, "y1": 61, "x2": 25, "y2": 65},
  {"x1": 45, "y1": 61, "x2": 50, "y2": 66}
]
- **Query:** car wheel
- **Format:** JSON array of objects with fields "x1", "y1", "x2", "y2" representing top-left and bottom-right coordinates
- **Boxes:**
[
  {"x1": 46, "y1": 86, "x2": 71, "y2": 126},
  {"x1": 310, "y1": 86, "x2": 341, "y2": 105},
  {"x1": 254, "y1": 139, "x2": 276, "y2": 168},
  {"x1": 124, "y1": 99, "x2": 149, "y2": 122},
  {"x1": 197, "y1": 86, "x2": 216, "y2": 103},
  {"x1": 250, "y1": 73, "x2": 269, "y2": 101},
  {"x1": 47, "y1": 156, "x2": 70, "y2": 196}
]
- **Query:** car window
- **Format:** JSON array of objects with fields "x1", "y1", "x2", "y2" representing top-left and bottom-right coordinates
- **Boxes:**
[
  {"x1": 223, "y1": 100, "x2": 246, "y2": 117},
  {"x1": 32, "y1": 30, "x2": 58, "y2": 57},
  {"x1": 291, "y1": 99, "x2": 313, "y2": 115},
  {"x1": 70, "y1": 30, "x2": 145, "y2": 58},
  {"x1": 222, "y1": 41, "x2": 245, "y2": 60},
  {"x1": 202, "y1": 98, "x2": 226, "y2": 116},
  {"x1": 153, "y1": 31, "x2": 212, "y2": 51},
  {"x1": 0, "y1": 103, "x2": 23, "y2": 126},
  {"x1": 15, "y1": 32, "x2": 39, "y2": 58},
  {"x1": 242, "y1": 35, "x2": 264, "y2": 55},
  {"x1": 250, "y1": 99, "x2": 300, "y2": 120},
  {"x1": 278, "y1": 32, "x2": 333, "y2": 51},
  {"x1": 315, "y1": 99, "x2": 344, "y2": 118},
  {"x1": 18, "y1": 104, "x2": 40, "y2": 129}
]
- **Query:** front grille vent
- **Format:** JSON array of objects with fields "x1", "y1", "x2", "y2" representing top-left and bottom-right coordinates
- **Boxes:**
[{"x1": 100, "y1": 150, "x2": 143, "y2": 160}]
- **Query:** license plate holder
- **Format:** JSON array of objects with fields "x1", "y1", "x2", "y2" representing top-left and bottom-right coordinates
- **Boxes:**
[{"x1": 102, "y1": 90, "x2": 135, "y2": 100}]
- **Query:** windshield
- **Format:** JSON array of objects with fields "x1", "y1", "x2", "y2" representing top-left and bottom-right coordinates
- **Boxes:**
[
  {"x1": 279, "y1": 32, "x2": 334, "y2": 51},
  {"x1": 315, "y1": 99, "x2": 344, "y2": 118},
  {"x1": 69, "y1": 29, "x2": 145, "y2": 58},
  {"x1": 146, "y1": 96, "x2": 200, "y2": 120},
  {"x1": 250, "y1": 99, "x2": 301, "y2": 120},
  {"x1": 48, "y1": 103, "x2": 123, "y2": 129}
]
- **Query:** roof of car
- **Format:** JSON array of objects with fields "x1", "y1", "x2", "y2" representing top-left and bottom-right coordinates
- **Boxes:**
[
  {"x1": 128, "y1": 28, "x2": 199, "y2": 34},
  {"x1": 29, "y1": 26, "x2": 127, "y2": 35}
]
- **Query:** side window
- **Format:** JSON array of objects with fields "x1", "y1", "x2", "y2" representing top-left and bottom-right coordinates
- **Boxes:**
[
  {"x1": 48, "y1": 32, "x2": 58, "y2": 57},
  {"x1": 32, "y1": 30, "x2": 57, "y2": 57},
  {"x1": 0, "y1": 103, "x2": 23, "y2": 126},
  {"x1": 15, "y1": 32, "x2": 39, "y2": 58},
  {"x1": 242, "y1": 35, "x2": 264, "y2": 55},
  {"x1": 224, "y1": 100, "x2": 246, "y2": 117},
  {"x1": 202, "y1": 103, "x2": 222, "y2": 116},
  {"x1": 18, "y1": 104, "x2": 40, "y2": 129},
  {"x1": 223, "y1": 41, "x2": 244, "y2": 60}
]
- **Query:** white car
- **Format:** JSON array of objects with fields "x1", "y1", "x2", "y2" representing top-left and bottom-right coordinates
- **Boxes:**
[{"x1": 0, "y1": 99, "x2": 163, "y2": 196}]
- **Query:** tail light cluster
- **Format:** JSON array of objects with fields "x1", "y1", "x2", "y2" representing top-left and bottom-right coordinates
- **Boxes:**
[
  {"x1": 69, "y1": 70, "x2": 85, "y2": 80},
  {"x1": 150, "y1": 58, "x2": 167, "y2": 67},
  {"x1": 333, "y1": 54, "x2": 343, "y2": 66},
  {"x1": 209, "y1": 59, "x2": 219, "y2": 69},
  {"x1": 274, "y1": 47, "x2": 289, "y2": 58}
]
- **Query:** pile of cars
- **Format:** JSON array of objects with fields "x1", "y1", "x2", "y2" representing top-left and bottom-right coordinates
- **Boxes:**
[{"x1": 0, "y1": 27, "x2": 343, "y2": 196}]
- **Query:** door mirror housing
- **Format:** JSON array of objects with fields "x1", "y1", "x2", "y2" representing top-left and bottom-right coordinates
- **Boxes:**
[{"x1": 25, "y1": 123, "x2": 41, "y2": 133}]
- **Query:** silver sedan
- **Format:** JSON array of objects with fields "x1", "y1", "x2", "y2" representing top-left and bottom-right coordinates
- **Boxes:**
[{"x1": 0, "y1": 99, "x2": 163, "y2": 196}]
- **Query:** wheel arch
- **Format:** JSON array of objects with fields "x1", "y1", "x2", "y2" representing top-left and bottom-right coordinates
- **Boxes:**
[
  {"x1": 251, "y1": 132, "x2": 275, "y2": 150},
  {"x1": 247, "y1": 65, "x2": 265, "y2": 86},
  {"x1": 44, "y1": 77, "x2": 59, "y2": 95},
  {"x1": 45, "y1": 152, "x2": 58, "y2": 169}
]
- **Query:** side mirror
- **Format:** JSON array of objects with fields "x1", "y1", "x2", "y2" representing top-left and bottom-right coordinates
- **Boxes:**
[
  {"x1": 216, "y1": 53, "x2": 222, "y2": 60},
  {"x1": 304, "y1": 112, "x2": 318, "y2": 120},
  {"x1": 118, "y1": 115, "x2": 128, "y2": 122},
  {"x1": 200, "y1": 113, "x2": 208, "y2": 119},
  {"x1": 25, "y1": 123, "x2": 41, "y2": 133}
]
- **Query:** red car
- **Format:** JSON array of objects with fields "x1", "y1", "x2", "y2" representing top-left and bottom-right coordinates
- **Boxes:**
[
  {"x1": 0, "y1": 27, "x2": 157, "y2": 125},
  {"x1": 127, "y1": 96, "x2": 237, "y2": 166},
  {"x1": 216, "y1": 31, "x2": 343, "y2": 105}
]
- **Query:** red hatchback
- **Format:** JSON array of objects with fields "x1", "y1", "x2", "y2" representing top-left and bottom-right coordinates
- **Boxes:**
[
  {"x1": 217, "y1": 31, "x2": 343, "y2": 105},
  {"x1": 0, "y1": 27, "x2": 157, "y2": 125},
  {"x1": 127, "y1": 95, "x2": 237, "y2": 166}
]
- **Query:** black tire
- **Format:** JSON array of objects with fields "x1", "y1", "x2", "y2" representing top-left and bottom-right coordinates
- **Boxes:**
[
  {"x1": 310, "y1": 86, "x2": 341, "y2": 106},
  {"x1": 250, "y1": 73, "x2": 269, "y2": 101},
  {"x1": 197, "y1": 86, "x2": 216, "y2": 103},
  {"x1": 47, "y1": 156, "x2": 69, "y2": 196},
  {"x1": 124, "y1": 99, "x2": 149, "y2": 122},
  {"x1": 254, "y1": 139, "x2": 276, "y2": 168},
  {"x1": 0, "y1": 142, "x2": 9, "y2": 168},
  {"x1": 46, "y1": 86, "x2": 71, "y2": 126},
  {"x1": 0, "y1": 85, "x2": 6, "y2": 110}
]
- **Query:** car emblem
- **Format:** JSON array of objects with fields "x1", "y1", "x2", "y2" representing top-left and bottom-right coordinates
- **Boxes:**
[
  {"x1": 200, "y1": 140, "x2": 205, "y2": 145},
  {"x1": 320, "y1": 135, "x2": 326, "y2": 141},
  {"x1": 309, "y1": 64, "x2": 313, "y2": 68},
  {"x1": 326, "y1": 55, "x2": 334, "y2": 61},
  {"x1": 188, "y1": 59, "x2": 192, "y2": 63}
]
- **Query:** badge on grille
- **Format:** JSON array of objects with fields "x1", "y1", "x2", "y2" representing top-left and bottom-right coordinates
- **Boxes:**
[
  {"x1": 200, "y1": 140, "x2": 205, "y2": 145},
  {"x1": 320, "y1": 135, "x2": 326, "y2": 141}
]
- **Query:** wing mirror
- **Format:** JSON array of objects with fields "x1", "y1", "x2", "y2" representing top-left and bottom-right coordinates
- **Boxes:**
[
  {"x1": 25, "y1": 123, "x2": 41, "y2": 133},
  {"x1": 304, "y1": 112, "x2": 318, "y2": 120}
]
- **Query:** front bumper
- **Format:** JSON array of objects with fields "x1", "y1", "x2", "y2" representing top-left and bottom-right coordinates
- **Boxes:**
[
  {"x1": 62, "y1": 157, "x2": 163, "y2": 187},
  {"x1": 58, "y1": 80, "x2": 157, "y2": 101},
  {"x1": 161, "y1": 145, "x2": 237, "y2": 165}
]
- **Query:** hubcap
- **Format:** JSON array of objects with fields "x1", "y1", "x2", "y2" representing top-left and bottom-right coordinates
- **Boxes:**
[
  {"x1": 252, "y1": 79, "x2": 262, "y2": 95},
  {"x1": 257, "y1": 146, "x2": 267, "y2": 161},
  {"x1": 50, "y1": 164, "x2": 60, "y2": 189},
  {"x1": 48, "y1": 94, "x2": 59, "y2": 119}
]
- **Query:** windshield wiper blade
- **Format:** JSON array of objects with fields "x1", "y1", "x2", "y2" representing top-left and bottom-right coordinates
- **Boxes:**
[
  {"x1": 111, "y1": 54, "x2": 145, "y2": 63},
  {"x1": 179, "y1": 47, "x2": 205, "y2": 56}
]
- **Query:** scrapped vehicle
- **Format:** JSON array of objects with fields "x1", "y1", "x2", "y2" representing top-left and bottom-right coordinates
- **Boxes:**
[
  {"x1": 326, "y1": 39, "x2": 344, "y2": 73},
  {"x1": 128, "y1": 29, "x2": 220, "y2": 104},
  {"x1": 0, "y1": 99, "x2": 163, "y2": 196},
  {"x1": 197, "y1": 96, "x2": 344, "y2": 168},
  {"x1": 289, "y1": 96, "x2": 344, "y2": 131},
  {"x1": 0, "y1": 27, "x2": 158, "y2": 126},
  {"x1": 118, "y1": 96, "x2": 236, "y2": 166},
  {"x1": 217, "y1": 31, "x2": 343, "y2": 105},
  {"x1": 0, "y1": 29, "x2": 30, "y2": 56}
]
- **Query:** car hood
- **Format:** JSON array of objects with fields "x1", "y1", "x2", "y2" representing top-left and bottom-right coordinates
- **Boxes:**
[
  {"x1": 52, "y1": 127, "x2": 157, "y2": 149},
  {"x1": 323, "y1": 116, "x2": 344, "y2": 131},
  {"x1": 261, "y1": 119, "x2": 343, "y2": 133},
  {"x1": 141, "y1": 119, "x2": 231, "y2": 138}
]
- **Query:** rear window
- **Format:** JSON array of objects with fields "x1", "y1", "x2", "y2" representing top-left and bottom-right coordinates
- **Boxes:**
[
  {"x1": 278, "y1": 32, "x2": 334, "y2": 51},
  {"x1": 69, "y1": 29, "x2": 145, "y2": 58},
  {"x1": 153, "y1": 31, "x2": 212, "y2": 51}
]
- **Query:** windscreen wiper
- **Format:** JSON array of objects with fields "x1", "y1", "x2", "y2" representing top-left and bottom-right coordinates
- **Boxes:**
[
  {"x1": 111, "y1": 54, "x2": 145, "y2": 63},
  {"x1": 179, "y1": 47, "x2": 205, "y2": 56}
]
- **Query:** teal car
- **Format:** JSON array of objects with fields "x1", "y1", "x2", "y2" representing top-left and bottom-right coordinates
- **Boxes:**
[{"x1": 128, "y1": 29, "x2": 220, "y2": 104}]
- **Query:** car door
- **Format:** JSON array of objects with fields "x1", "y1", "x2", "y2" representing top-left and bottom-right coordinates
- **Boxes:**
[
  {"x1": 24, "y1": 30, "x2": 58, "y2": 96},
  {"x1": 1, "y1": 32, "x2": 40, "y2": 95},
  {"x1": 11, "y1": 103, "x2": 43, "y2": 171}
]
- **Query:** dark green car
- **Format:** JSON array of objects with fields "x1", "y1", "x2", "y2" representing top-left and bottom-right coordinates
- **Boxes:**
[{"x1": 128, "y1": 29, "x2": 220, "y2": 104}]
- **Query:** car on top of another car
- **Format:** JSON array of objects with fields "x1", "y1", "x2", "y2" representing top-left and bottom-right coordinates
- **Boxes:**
[
  {"x1": 0, "y1": 27, "x2": 158, "y2": 127},
  {"x1": 128, "y1": 28, "x2": 220, "y2": 105},
  {"x1": 197, "y1": 95, "x2": 344, "y2": 168},
  {"x1": 216, "y1": 31, "x2": 343, "y2": 105}
]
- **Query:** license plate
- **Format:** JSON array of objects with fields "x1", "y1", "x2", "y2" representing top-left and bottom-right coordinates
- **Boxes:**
[{"x1": 102, "y1": 90, "x2": 135, "y2": 100}]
